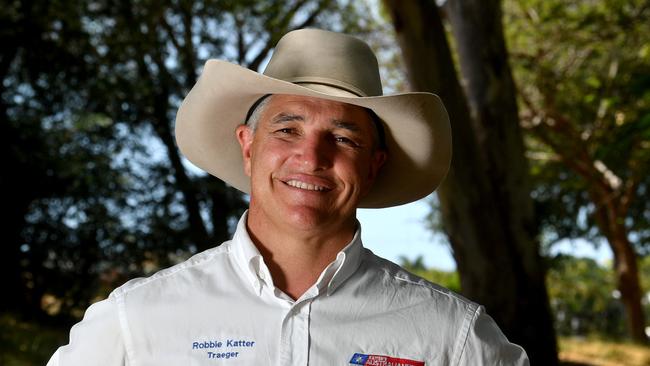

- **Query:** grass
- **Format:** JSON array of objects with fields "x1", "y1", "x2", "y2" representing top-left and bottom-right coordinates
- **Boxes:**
[
  {"x1": 559, "y1": 336, "x2": 650, "y2": 366},
  {"x1": 0, "y1": 314, "x2": 68, "y2": 366}
]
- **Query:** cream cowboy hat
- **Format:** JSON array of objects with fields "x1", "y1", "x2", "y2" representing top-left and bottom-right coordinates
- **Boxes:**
[{"x1": 175, "y1": 28, "x2": 451, "y2": 208}]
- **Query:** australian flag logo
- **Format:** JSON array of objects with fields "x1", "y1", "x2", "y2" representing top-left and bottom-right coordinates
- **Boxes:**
[{"x1": 350, "y1": 353, "x2": 370, "y2": 364}]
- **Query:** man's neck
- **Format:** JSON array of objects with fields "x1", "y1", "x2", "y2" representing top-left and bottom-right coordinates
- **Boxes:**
[{"x1": 245, "y1": 210, "x2": 357, "y2": 300}]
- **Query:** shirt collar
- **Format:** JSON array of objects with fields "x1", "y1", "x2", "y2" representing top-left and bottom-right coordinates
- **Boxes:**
[
  {"x1": 319, "y1": 227, "x2": 363, "y2": 296},
  {"x1": 231, "y1": 211, "x2": 272, "y2": 296},
  {"x1": 231, "y1": 211, "x2": 364, "y2": 298}
]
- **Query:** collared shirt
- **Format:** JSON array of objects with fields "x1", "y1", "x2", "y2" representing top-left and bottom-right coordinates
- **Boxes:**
[{"x1": 47, "y1": 212, "x2": 529, "y2": 366}]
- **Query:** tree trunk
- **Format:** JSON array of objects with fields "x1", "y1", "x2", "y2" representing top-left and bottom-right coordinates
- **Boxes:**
[
  {"x1": 613, "y1": 230, "x2": 647, "y2": 342},
  {"x1": 151, "y1": 93, "x2": 212, "y2": 252},
  {"x1": 593, "y1": 194, "x2": 647, "y2": 342},
  {"x1": 383, "y1": 1, "x2": 558, "y2": 363},
  {"x1": 1, "y1": 0, "x2": 36, "y2": 315}
]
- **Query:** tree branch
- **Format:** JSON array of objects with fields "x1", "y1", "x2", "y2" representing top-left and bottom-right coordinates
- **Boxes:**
[
  {"x1": 179, "y1": 0, "x2": 198, "y2": 86},
  {"x1": 235, "y1": 14, "x2": 246, "y2": 65},
  {"x1": 159, "y1": 0, "x2": 198, "y2": 88},
  {"x1": 519, "y1": 88, "x2": 615, "y2": 196}
]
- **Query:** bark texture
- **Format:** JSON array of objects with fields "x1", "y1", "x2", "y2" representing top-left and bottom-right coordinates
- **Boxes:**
[{"x1": 383, "y1": 0, "x2": 558, "y2": 363}]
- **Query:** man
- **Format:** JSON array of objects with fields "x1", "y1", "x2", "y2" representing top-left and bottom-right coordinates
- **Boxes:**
[{"x1": 48, "y1": 29, "x2": 528, "y2": 365}]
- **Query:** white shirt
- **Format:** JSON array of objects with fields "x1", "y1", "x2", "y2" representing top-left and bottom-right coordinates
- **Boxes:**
[{"x1": 48, "y1": 212, "x2": 529, "y2": 366}]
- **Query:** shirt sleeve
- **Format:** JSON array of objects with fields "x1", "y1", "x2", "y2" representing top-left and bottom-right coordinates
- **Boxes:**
[
  {"x1": 46, "y1": 295, "x2": 128, "y2": 366},
  {"x1": 456, "y1": 305, "x2": 529, "y2": 366}
]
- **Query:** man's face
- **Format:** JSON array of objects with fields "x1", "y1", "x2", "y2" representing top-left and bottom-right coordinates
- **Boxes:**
[{"x1": 236, "y1": 94, "x2": 387, "y2": 232}]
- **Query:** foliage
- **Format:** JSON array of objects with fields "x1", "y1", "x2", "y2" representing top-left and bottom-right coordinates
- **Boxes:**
[
  {"x1": 546, "y1": 255, "x2": 626, "y2": 337},
  {"x1": 547, "y1": 254, "x2": 650, "y2": 339},
  {"x1": 504, "y1": 0, "x2": 650, "y2": 252}
]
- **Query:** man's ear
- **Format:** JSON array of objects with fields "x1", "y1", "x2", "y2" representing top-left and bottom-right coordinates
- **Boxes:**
[{"x1": 236, "y1": 124, "x2": 254, "y2": 177}]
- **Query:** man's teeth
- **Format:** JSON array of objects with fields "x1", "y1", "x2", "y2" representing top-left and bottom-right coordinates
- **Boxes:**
[{"x1": 286, "y1": 180, "x2": 326, "y2": 191}]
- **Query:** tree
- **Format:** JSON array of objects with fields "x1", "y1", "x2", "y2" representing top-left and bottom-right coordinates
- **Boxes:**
[
  {"x1": 2, "y1": 0, "x2": 373, "y2": 323},
  {"x1": 505, "y1": 0, "x2": 650, "y2": 342},
  {"x1": 382, "y1": 0, "x2": 558, "y2": 364}
]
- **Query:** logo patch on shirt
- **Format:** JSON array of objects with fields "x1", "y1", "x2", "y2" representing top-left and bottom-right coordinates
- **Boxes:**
[{"x1": 349, "y1": 353, "x2": 425, "y2": 366}]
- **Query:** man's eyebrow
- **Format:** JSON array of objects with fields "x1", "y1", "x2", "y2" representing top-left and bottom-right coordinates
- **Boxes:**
[
  {"x1": 271, "y1": 113, "x2": 303, "y2": 124},
  {"x1": 270, "y1": 114, "x2": 363, "y2": 133},
  {"x1": 332, "y1": 119, "x2": 362, "y2": 132}
]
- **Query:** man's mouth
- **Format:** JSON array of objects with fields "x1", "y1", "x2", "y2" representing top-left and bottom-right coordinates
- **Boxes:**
[{"x1": 284, "y1": 179, "x2": 329, "y2": 192}]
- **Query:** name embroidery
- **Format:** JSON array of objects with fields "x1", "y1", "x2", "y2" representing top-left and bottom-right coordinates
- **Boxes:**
[
  {"x1": 191, "y1": 339, "x2": 255, "y2": 360},
  {"x1": 350, "y1": 353, "x2": 425, "y2": 366}
]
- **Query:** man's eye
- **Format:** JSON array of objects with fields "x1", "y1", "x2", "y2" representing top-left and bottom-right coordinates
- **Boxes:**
[
  {"x1": 275, "y1": 128, "x2": 295, "y2": 134},
  {"x1": 335, "y1": 136, "x2": 359, "y2": 147}
]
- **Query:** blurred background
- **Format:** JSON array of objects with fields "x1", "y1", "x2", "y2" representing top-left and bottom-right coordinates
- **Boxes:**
[{"x1": 2, "y1": 0, "x2": 649, "y2": 365}]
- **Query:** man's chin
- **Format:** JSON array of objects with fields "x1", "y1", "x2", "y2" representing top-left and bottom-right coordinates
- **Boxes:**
[{"x1": 281, "y1": 205, "x2": 352, "y2": 232}]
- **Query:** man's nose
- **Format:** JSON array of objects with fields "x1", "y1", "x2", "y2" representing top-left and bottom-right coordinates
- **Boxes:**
[{"x1": 294, "y1": 134, "x2": 333, "y2": 171}]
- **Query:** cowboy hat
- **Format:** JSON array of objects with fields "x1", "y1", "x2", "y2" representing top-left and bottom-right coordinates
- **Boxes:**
[{"x1": 175, "y1": 28, "x2": 451, "y2": 208}]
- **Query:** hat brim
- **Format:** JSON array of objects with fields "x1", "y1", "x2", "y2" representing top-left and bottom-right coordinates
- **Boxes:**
[{"x1": 175, "y1": 60, "x2": 451, "y2": 208}]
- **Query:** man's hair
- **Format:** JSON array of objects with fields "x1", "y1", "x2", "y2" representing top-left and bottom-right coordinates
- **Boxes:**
[
  {"x1": 244, "y1": 95, "x2": 387, "y2": 151},
  {"x1": 245, "y1": 95, "x2": 273, "y2": 132}
]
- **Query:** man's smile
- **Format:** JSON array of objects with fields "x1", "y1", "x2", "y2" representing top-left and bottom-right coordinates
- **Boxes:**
[{"x1": 283, "y1": 179, "x2": 330, "y2": 192}]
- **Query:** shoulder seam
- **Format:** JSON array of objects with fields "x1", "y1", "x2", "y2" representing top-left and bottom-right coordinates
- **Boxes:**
[
  {"x1": 115, "y1": 294, "x2": 137, "y2": 365},
  {"x1": 111, "y1": 243, "x2": 231, "y2": 298},
  {"x1": 376, "y1": 265, "x2": 473, "y2": 307},
  {"x1": 451, "y1": 302, "x2": 481, "y2": 365}
]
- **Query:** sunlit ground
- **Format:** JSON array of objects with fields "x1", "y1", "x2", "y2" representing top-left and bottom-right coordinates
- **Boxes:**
[
  {"x1": 1, "y1": 313, "x2": 649, "y2": 366},
  {"x1": 559, "y1": 337, "x2": 650, "y2": 366}
]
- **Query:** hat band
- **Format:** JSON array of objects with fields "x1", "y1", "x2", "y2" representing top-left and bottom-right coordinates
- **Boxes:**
[{"x1": 287, "y1": 76, "x2": 370, "y2": 97}]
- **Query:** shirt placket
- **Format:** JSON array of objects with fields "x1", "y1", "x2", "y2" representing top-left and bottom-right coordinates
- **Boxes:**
[{"x1": 278, "y1": 298, "x2": 313, "y2": 366}]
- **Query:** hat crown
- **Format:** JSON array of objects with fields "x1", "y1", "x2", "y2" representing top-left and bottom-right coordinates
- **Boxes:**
[{"x1": 263, "y1": 29, "x2": 383, "y2": 97}]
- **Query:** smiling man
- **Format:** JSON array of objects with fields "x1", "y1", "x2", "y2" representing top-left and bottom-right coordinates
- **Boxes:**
[
  {"x1": 236, "y1": 95, "x2": 387, "y2": 299},
  {"x1": 47, "y1": 29, "x2": 528, "y2": 365}
]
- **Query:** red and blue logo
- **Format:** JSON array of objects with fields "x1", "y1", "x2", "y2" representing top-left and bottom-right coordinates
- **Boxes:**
[{"x1": 349, "y1": 353, "x2": 425, "y2": 366}]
